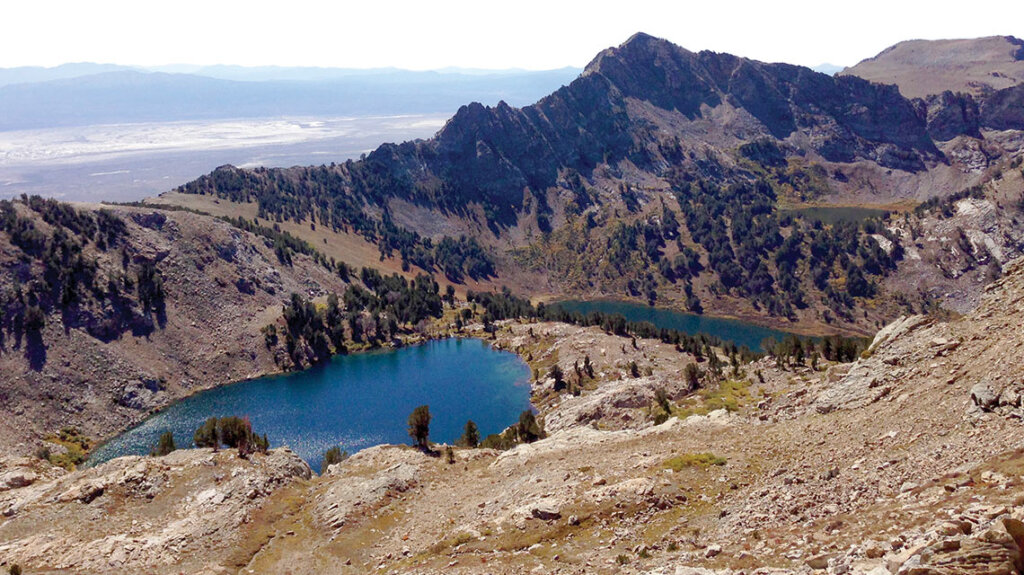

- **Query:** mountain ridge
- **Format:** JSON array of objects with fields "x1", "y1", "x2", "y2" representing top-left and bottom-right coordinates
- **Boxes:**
[{"x1": 164, "y1": 32, "x2": 1024, "y2": 337}]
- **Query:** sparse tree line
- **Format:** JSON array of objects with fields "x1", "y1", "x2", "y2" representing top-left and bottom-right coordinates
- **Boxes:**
[
  {"x1": 179, "y1": 165, "x2": 497, "y2": 283},
  {"x1": 0, "y1": 196, "x2": 166, "y2": 363},
  {"x1": 265, "y1": 267, "x2": 447, "y2": 369},
  {"x1": 667, "y1": 171, "x2": 901, "y2": 323},
  {"x1": 150, "y1": 416, "x2": 269, "y2": 460},
  {"x1": 763, "y1": 333, "x2": 869, "y2": 370},
  {"x1": 404, "y1": 404, "x2": 544, "y2": 456},
  {"x1": 517, "y1": 149, "x2": 910, "y2": 326}
]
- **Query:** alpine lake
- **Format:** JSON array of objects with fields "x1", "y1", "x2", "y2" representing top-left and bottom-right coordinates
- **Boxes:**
[{"x1": 91, "y1": 303, "x2": 801, "y2": 471}]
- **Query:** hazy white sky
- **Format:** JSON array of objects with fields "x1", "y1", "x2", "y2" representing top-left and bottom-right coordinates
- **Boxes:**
[{"x1": 2, "y1": 0, "x2": 1021, "y2": 70}]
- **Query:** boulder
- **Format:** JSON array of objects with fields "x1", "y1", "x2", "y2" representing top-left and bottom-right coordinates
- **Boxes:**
[
  {"x1": 0, "y1": 470, "x2": 38, "y2": 491},
  {"x1": 531, "y1": 503, "x2": 562, "y2": 521},
  {"x1": 57, "y1": 479, "x2": 105, "y2": 504},
  {"x1": 806, "y1": 552, "x2": 838, "y2": 569},
  {"x1": 892, "y1": 524, "x2": 1022, "y2": 575},
  {"x1": 971, "y1": 381, "x2": 1000, "y2": 411}
]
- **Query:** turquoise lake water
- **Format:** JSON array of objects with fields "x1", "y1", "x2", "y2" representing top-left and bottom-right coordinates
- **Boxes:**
[
  {"x1": 89, "y1": 338, "x2": 531, "y2": 472},
  {"x1": 551, "y1": 300, "x2": 798, "y2": 352}
]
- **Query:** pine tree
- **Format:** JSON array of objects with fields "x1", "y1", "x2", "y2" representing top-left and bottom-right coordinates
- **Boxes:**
[
  {"x1": 460, "y1": 420, "x2": 479, "y2": 448},
  {"x1": 408, "y1": 405, "x2": 431, "y2": 449},
  {"x1": 151, "y1": 431, "x2": 176, "y2": 456}
]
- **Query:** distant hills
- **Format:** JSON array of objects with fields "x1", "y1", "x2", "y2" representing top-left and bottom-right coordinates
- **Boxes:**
[
  {"x1": 0, "y1": 65, "x2": 581, "y2": 130},
  {"x1": 842, "y1": 35, "x2": 1024, "y2": 98}
]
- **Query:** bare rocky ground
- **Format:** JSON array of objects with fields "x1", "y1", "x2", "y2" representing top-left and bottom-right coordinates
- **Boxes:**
[
  {"x1": 3, "y1": 259, "x2": 1024, "y2": 574},
  {"x1": 880, "y1": 131, "x2": 1024, "y2": 315},
  {"x1": 0, "y1": 205, "x2": 347, "y2": 456}
]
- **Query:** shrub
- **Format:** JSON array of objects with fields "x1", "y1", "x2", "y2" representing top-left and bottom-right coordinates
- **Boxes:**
[
  {"x1": 321, "y1": 445, "x2": 348, "y2": 473},
  {"x1": 193, "y1": 417, "x2": 219, "y2": 449},
  {"x1": 479, "y1": 428, "x2": 518, "y2": 450},
  {"x1": 46, "y1": 428, "x2": 91, "y2": 470},
  {"x1": 684, "y1": 363, "x2": 702, "y2": 390},
  {"x1": 218, "y1": 416, "x2": 251, "y2": 448},
  {"x1": 517, "y1": 410, "x2": 544, "y2": 443},
  {"x1": 193, "y1": 417, "x2": 267, "y2": 456},
  {"x1": 151, "y1": 431, "x2": 176, "y2": 457},
  {"x1": 663, "y1": 452, "x2": 727, "y2": 471},
  {"x1": 654, "y1": 387, "x2": 672, "y2": 415},
  {"x1": 549, "y1": 364, "x2": 565, "y2": 391}
]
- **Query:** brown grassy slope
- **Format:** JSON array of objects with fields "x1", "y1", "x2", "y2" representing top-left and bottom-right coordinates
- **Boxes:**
[
  {"x1": 148, "y1": 191, "x2": 546, "y2": 300},
  {"x1": 842, "y1": 36, "x2": 1024, "y2": 98}
]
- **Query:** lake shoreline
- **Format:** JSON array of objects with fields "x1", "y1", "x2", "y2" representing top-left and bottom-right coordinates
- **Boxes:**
[
  {"x1": 86, "y1": 298, "x2": 872, "y2": 469},
  {"x1": 534, "y1": 294, "x2": 874, "y2": 338},
  {"x1": 87, "y1": 334, "x2": 533, "y2": 471}
]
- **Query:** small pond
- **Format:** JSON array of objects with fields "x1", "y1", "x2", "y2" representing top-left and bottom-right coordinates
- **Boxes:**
[{"x1": 780, "y1": 206, "x2": 890, "y2": 226}]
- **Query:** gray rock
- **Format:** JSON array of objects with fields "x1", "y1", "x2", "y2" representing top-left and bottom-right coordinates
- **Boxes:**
[
  {"x1": 0, "y1": 470, "x2": 37, "y2": 491},
  {"x1": 970, "y1": 381, "x2": 999, "y2": 411},
  {"x1": 531, "y1": 503, "x2": 561, "y2": 521},
  {"x1": 806, "y1": 552, "x2": 837, "y2": 569},
  {"x1": 118, "y1": 377, "x2": 164, "y2": 410}
]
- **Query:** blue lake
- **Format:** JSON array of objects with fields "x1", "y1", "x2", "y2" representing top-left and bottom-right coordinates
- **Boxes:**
[
  {"x1": 89, "y1": 338, "x2": 531, "y2": 472},
  {"x1": 551, "y1": 300, "x2": 798, "y2": 352}
]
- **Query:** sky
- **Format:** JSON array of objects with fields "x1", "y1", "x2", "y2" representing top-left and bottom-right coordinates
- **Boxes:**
[{"x1": 2, "y1": 0, "x2": 1022, "y2": 70}]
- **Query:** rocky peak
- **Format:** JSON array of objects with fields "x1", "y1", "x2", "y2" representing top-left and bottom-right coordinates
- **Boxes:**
[{"x1": 582, "y1": 33, "x2": 937, "y2": 165}]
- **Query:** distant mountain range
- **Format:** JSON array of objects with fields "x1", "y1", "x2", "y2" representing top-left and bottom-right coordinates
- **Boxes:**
[{"x1": 0, "y1": 64, "x2": 581, "y2": 130}]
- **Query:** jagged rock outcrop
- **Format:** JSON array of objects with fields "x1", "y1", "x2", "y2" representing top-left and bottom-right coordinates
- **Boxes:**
[
  {"x1": 314, "y1": 445, "x2": 426, "y2": 531},
  {"x1": 980, "y1": 83, "x2": 1024, "y2": 131},
  {"x1": 925, "y1": 91, "x2": 982, "y2": 141},
  {"x1": 181, "y1": 32, "x2": 949, "y2": 235}
]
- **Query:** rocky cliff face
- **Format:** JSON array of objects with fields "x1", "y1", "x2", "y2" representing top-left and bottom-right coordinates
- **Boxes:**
[
  {"x1": 178, "y1": 32, "x2": 970, "y2": 233},
  {"x1": 587, "y1": 33, "x2": 938, "y2": 169},
  {"x1": 410, "y1": 31, "x2": 942, "y2": 215}
]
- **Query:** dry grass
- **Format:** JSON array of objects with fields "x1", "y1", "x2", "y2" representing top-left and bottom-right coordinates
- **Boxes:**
[{"x1": 662, "y1": 453, "x2": 727, "y2": 471}]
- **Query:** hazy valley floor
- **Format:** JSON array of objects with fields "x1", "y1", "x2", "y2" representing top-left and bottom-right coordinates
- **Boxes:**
[{"x1": 0, "y1": 114, "x2": 447, "y2": 202}]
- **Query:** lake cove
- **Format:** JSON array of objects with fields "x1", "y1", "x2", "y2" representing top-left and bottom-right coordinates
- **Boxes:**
[
  {"x1": 551, "y1": 300, "x2": 799, "y2": 352},
  {"x1": 89, "y1": 338, "x2": 531, "y2": 472}
]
